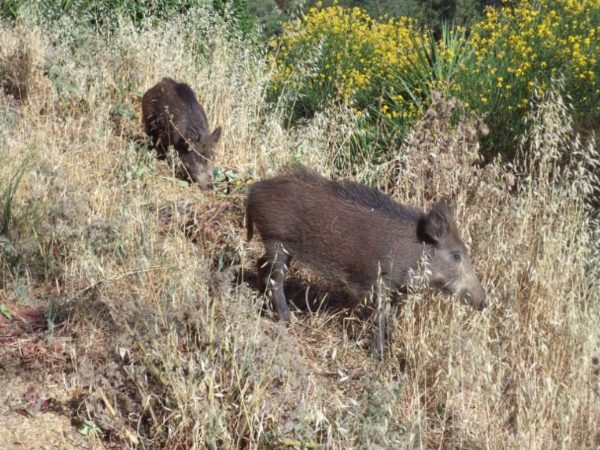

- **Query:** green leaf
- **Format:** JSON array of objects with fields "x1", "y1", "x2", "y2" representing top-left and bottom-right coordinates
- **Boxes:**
[
  {"x1": 78, "y1": 420, "x2": 102, "y2": 437},
  {"x1": 0, "y1": 304, "x2": 13, "y2": 320}
]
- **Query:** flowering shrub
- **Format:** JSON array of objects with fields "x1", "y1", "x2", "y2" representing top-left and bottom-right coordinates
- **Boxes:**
[
  {"x1": 270, "y1": 1, "x2": 600, "y2": 160},
  {"x1": 269, "y1": 4, "x2": 424, "y2": 125},
  {"x1": 455, "y1": 0, "x2": 600, "y2": 157}
]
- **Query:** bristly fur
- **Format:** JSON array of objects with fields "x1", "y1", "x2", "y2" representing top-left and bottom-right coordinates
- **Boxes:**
[
  {"x1": 285, "y1": 164, "x2": 423, "y2": 222},
  {"x1": 173, "y1": 80, "x2": 209, "y2": 135}
]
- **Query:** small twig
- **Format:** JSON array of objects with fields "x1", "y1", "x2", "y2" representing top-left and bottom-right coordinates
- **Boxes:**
[
  {"x1": 59, "y1": 265, "x2": 177, "y2": 307},
  {"x1": 122, "y1": 365, "x2": 160, "y2": 427},
  {"x1": 315, "y1": 367, "x2": 364, "y2": 381},
  {"x1": 275, "y1": 438, "x2": 324, "y2": 449},
  {"x1": 201, "y1": 203, "x2": 227, "y2": 225},
  {"x1": 98, "y1": 388, "x2": 117, "y2": 417}
]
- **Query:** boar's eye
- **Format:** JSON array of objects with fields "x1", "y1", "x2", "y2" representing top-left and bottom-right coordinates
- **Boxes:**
[{"x1": 452, "y1": 253, "x2": 462, "y2": 262}]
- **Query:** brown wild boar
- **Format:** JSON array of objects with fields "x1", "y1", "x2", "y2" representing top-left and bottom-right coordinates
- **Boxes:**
[
  {"x1": 142, "y1": 77, "x2": 222, "y2": 187},
  {"x1": 246, "y1": 166, "x2": 487, "y2": 356}
]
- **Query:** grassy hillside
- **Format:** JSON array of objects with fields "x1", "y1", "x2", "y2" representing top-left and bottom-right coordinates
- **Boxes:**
[{"x1": 1, "y1": 6, "x2": 599, "y2": 449}]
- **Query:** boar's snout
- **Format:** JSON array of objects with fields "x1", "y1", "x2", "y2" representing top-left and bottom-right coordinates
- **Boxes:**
[
  {"x1": 426, "y1": 246, "x2": 487, "y2": 311},
  {"x1": 451, "y1": 260, "x2": 487, "y2": 311},
  {"x1": 457, "y1": 259, "x2": 487, "y2": 310},
  {"x1": 458, "y1": 281, "x2": 487, "y2": 311},
  {"x1": 179, "y1": 150, "x2": 214, "y2": 188},
  {"x1": 185, "y1": 127, "x2": 221, "y2": 188},
  {"x1": 193, "y1": 168, "x2": 213, "y2": 189}
]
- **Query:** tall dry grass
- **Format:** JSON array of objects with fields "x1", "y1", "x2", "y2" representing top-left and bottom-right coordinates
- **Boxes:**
[{"x1": 0, "y1": 12, "x2": 599, "y2": 449}]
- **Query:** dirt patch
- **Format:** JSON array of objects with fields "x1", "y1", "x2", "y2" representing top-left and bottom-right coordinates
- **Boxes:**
[
  {"x1": 0, "y1": 376, "x2": 103, "y2": 450},
  {"x1": 0, "y1": 296, "x2": 104, "y2": 449}
]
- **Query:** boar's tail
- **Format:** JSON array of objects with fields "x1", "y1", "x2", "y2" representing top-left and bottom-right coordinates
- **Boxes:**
[{"x1": 245, "y1": 207, "x2": 254, "y2": 242}]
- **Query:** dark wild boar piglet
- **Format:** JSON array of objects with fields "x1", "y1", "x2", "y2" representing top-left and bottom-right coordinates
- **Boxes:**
[
  {"x1": 246, "y1": 166, "x2": 486, "y2": 356},
  {"x1": 142, "y1": 77, "x2": 222, "y2": 187}
]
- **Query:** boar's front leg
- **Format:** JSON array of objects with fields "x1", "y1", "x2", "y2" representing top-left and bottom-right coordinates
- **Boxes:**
[
  {"x1": 370, "y1": 279, "x2": 391, "y2": 360},
  {"x1": 258, "y1": 241, "x2": 292, "y2": 321}
]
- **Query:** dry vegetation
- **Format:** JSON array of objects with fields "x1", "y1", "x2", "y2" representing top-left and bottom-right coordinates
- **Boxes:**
[{"x1": 1, "y1": 12, "x2": 599, "y2": 450}]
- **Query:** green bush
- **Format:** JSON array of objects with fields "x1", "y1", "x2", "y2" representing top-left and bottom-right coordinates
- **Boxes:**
[
  {"x1": 214, "y1": 0, "x2": 257, "y2": 36},
  {"x1": 1, "y1": 0, "x2": 257, "y2": 38},
  {"x1": 1, "y1": 0, "x2": 207, "y2": 26}
]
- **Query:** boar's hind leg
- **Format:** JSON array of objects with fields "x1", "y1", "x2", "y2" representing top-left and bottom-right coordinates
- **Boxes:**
[
  {"x1": 257, "y1": 241, "x2": 292, "y2": 321},
  {"x1": 369, "y1": 282, "x2": 391, "y2": 360}
]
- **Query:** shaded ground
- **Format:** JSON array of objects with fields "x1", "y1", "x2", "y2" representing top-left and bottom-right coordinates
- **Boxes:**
[
  {"x1": 0, "y1": 377, "x2": 101, "y2": 450},
  {"x1": 0, "y1": 299, "x2": 103, "y2": 449}
]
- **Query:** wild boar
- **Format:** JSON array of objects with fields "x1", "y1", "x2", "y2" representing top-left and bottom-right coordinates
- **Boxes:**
[
  {"x1": 246, "y1": 165, "x2": 486, "y2": 356},
  {"x1": 142, "y1": 77, "x2": 222, "y2": 187}
]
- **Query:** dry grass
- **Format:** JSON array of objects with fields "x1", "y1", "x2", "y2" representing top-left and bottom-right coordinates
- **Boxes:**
[{"x1": 0, "y1": 12, "x2": 599, "y2": 449}]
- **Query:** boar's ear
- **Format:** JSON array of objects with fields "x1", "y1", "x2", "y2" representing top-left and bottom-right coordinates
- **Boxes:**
[
  {"x1": 201, "y1": 127, "x2": 222, "y2": 147},
  {"x1": 419, "y1": 202, "x2": 452, "y2": 243},
  {"x1": 211, "y1": 126, "x2": 222, "y2": 143},
  {"x1": 202, "y1": 127, "x2": 221, "y2": 147}
]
